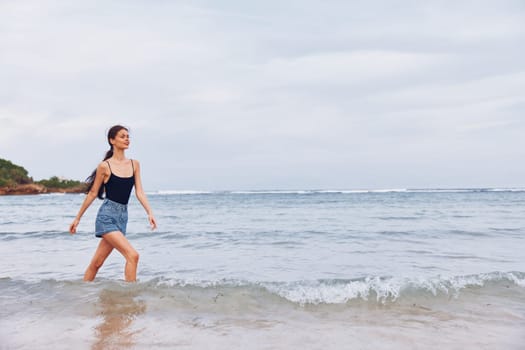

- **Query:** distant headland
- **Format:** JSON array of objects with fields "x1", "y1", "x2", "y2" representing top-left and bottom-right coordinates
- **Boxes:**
[{"x1": 0, "y1": 158, "x2": 87, "y2": 195}]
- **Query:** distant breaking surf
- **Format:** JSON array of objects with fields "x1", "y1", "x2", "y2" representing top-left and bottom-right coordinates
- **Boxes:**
[{"x1": 148, "y1": 188, "x2": 525, "y2": 195}]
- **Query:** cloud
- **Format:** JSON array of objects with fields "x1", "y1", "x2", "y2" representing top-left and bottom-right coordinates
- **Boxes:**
[
  {"x1": 256, "y1": 51, "x2": 445, "y2": 87},
  {"x1": 1, "y1": 0, "x2": 524, "y2": 189}
]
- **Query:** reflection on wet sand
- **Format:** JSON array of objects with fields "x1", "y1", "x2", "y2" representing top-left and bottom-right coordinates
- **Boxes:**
[{"x1": 92, "y1": 288, "x2": 146, "y2": 350}]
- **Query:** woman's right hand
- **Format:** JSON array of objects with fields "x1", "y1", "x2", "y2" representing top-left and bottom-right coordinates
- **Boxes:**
[{"x1": 69, "y1": 218, "x2": 80, "y2": 234}]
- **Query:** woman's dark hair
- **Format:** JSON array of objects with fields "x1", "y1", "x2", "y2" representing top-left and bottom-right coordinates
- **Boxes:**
[{"x1": 85, "y1": 125, "x2": 129, "y2": 199}]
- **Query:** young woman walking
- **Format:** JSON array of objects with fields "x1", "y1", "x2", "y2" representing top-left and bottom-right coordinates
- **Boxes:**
[{"x1": 69, "y1": 125, "x2": 157, "y2": 282}]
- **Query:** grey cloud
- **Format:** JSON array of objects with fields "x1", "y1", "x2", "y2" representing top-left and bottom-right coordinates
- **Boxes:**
[{"x1": 1, "y1": 0, "x2": 524, "y2": 189}]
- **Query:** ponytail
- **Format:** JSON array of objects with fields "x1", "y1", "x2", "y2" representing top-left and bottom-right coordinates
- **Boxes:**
[
  {"x1": 85, "y1": 147, "x2": 113, "y2": 199},
  {"x1": 85, "y1": 125, "x2": 128, "y2": 199}
]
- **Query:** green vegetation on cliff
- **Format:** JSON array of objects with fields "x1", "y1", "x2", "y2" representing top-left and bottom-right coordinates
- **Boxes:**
[
  {"x1": 0, "y1": 157, "x2": 85, "y2": 192},
  {"x1": 0, "y1": 158, "x2": 32, "y2": 187},
  {"x1": 36, "y1": 176, "x2": 83, "y2": 189}
]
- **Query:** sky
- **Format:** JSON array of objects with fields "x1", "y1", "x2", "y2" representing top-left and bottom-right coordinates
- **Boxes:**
[{"x1": 1, "y1": 0, "x2": 524, "y2": 191}]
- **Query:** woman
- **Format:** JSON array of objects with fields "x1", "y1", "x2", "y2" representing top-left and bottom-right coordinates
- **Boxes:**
[{"x1": 69, "y1": 125, "x2": 157, "y2": 282}]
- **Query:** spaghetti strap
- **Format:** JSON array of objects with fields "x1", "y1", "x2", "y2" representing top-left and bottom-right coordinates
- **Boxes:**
[
  {"x1": 106, "y1": 160, "x2": 113, "y2": 173},
  {"x1": 130, "y1": 159, "x2": 134, "y2": 173}
]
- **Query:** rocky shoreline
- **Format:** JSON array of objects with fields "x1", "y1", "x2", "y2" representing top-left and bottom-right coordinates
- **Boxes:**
[{"x1": 0, "y1": 184, "x2": 86, "y2": 196}]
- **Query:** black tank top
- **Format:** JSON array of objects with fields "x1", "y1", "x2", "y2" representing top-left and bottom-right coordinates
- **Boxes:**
[{"x1": 105, "y1": 160, "x2": 135, "y2": 205}]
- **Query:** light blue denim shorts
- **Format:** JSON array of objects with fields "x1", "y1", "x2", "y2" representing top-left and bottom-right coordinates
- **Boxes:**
[{"x1": 95, "y1": 199, "x2": 128, "y2": 237}]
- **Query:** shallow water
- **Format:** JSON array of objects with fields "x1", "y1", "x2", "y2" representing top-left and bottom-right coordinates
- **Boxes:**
[{"x1": 1, "y1": 189, "x2": 524, "y2": 349}]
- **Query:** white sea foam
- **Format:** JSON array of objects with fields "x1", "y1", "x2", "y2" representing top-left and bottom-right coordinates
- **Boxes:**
[
  {"x1": 260, "y1": 272, "x2": 525, "y2": 305},
  {"x1": 152, "y1": 190, "x2": 214, "y2": 195},
  {"x1": 149, "y1": 188, "x2": 525, "y2": 195},
  {"x1": 264, "y1": 277, "x2": 402, "y2": 304},
  {"x1": 136, "y1": 272, "x2": 525, "y2": 306},
  {"x1": 3, "y1": 272, "x2": 524, "y2": 310},
  {"x1": 230, "y1": 190, "x2": 314, "y2": 194},
  {"x1": 489, "y1": 188, "x2": 525, "y2": 192},
  {"x1": 315, "y1": 189, "x2": 407, "y2": 194}
]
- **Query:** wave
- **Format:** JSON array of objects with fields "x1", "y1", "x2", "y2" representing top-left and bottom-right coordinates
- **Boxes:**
[
  {"x1": 231, "y1": 190, "x2": 316, "y2": 194},
  {"x1": 263, "y1": 272, "x2": 525, "y2": 305},
  {"x1": 3, "y1": 272, "x2": 523, "y2": 307},
  {"x1": 149, "y1": 190, "x2": 215, "y2": 195},
  {"x1": 408, "y1": 188, "x2": 525, "y2": 193},
  {"x1": 148, "y1": 188, "x2": 525, "y2": 196},
  {"x1": 0, "y1": 230, "x2": 66, "y2": 240},
  {"x1": 156, "y1": 272, "x2": 525, "y2": 305}
]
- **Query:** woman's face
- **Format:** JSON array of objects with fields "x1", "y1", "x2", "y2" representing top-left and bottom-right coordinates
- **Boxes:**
[{"x1": 110, "y1": 129, "x2": 130, "y2": 150}]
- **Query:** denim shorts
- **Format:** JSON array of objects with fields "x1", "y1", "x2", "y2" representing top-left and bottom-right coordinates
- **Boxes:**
[{"x1": 95, "y1": 199, "x2": 128, "y2": 237}]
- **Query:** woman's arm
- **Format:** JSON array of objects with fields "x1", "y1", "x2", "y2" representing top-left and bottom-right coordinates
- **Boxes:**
[
  {"x1": 133, "y1": 159, "x2": 157, "y2": 230},
  {"x1": 69, "y1": 162, "x2": 109, "y2": 234}
]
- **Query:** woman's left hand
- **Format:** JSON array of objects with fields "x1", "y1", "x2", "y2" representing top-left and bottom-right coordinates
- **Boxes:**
[{"x1": 148, "y1": 215, "x2": 157, "y2": 231}]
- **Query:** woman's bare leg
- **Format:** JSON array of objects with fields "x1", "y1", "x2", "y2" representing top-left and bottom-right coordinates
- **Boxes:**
[
  {"x1": 84, "y1": 238, "x2": 114, "y2": 281},
  {"x1": 101, "y1": 231, "x2": 140, "y2": 282}
]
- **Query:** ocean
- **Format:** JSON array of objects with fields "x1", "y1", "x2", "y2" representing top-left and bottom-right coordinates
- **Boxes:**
[{"x1": 1, "y1": 189, "x2": 524, "y2": 349}]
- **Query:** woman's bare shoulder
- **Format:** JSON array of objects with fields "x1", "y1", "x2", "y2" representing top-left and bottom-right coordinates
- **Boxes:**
[
  {"x1": 97, "y1": 161, "x2": 111, "y2": 173},
  {"x1": 131, "y1": 159, "x2": 141, "y2": 168}
]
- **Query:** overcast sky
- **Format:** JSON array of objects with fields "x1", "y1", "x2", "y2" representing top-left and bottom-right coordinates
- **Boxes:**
[{"x1": 1, "y1": 0, "x2": 524, "y2": 190}]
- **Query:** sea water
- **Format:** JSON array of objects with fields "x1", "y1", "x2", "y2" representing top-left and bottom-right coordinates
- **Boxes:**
[{"x1": 1, "y1": 189, "x2": 524, "y2": 349}]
